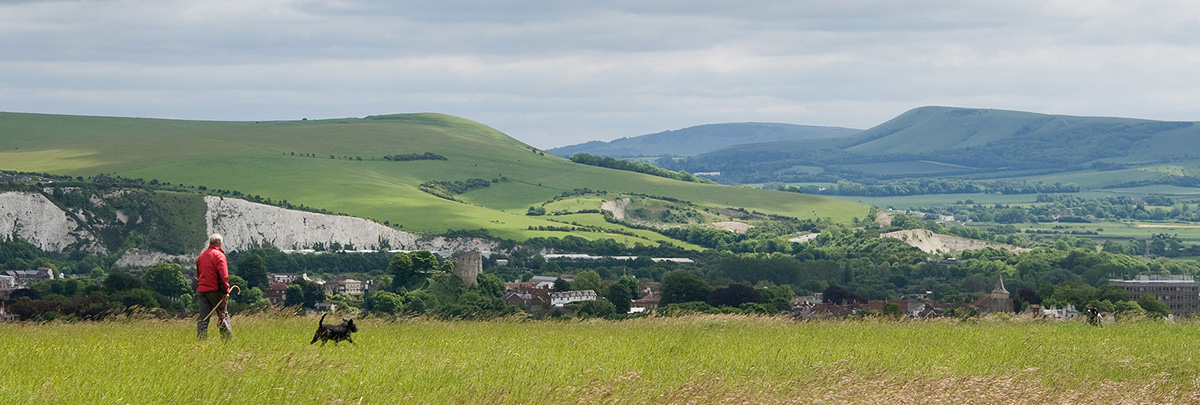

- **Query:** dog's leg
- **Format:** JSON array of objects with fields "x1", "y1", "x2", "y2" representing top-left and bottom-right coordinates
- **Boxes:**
[
  {"x1": 311, "y1": 332, "x2": 320, "y2": 344},
  {"x1": 348, "y1": 336, "x2": 355, "y2": 345}
]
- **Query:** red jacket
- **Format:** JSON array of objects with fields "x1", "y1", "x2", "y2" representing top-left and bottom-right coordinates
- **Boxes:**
[{"x1": 196, "y1": 246, "x2": 229, "y2": 293}]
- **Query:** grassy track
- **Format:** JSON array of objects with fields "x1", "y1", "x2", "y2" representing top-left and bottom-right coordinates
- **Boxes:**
[{"x1": 2, "y1": 315, "x2": 1197, "y2": 403}]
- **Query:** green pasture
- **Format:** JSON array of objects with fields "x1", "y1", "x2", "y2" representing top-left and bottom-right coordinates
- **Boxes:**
[
  {"x1": 546, "y1": 213, "x2": 707, "y2": 250},
  {"x1": 837, "y1": 193, "x2": 1041, "y2": 210},
  {"x1": 2, "y1": 315, "x2": 1196, "y2": 403},
  {"x1": 540, "y1": 196, "x2": 608, "y2": 213},
  {"x1": 0, "y1": 112, "x2": 869, "y2": 242},
  {"x1": 1002, "y1": 220, "x2": 1200, "y2": 243}
]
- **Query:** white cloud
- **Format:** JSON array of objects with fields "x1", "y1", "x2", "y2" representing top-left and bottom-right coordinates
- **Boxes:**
[{"x1": 2, "y1": 0, "x2": 1199, "y2": 148}]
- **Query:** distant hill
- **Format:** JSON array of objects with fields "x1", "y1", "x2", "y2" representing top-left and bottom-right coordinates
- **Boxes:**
[
  {"x1": 664, "y1": 107, "x2": 1200, "y2": 188},
  {"x1": 0, "y1": 112, "x2": 867, "y2": 250},
  {"x1": 547, "y1": 122, "x2": 860, "y2": 157}
]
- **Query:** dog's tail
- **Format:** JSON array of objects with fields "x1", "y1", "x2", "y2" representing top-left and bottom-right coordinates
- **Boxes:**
[{"x1": 319, "y1": 313, "x2": 326, "y2": 326}]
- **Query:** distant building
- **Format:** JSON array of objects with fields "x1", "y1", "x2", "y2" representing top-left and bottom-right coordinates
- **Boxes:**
[
  {"x1": 265, "y1": 282, "x2": 289, "y2": 306},
  {"x1": 3, "y1": 268, "x2": 55, "y2": 288},
  {"x1": 313, "y1": 303, "x2": 336, "y2": 313},
  {"x1": 631, "y1": 294, "x2": 660, "y2": 313},
  {"x1": 550, "y1": 290, "x2": 597, "y2": 307},
  {"x1": 973, "y1": 277, "x2": 1014, "y2": 314},
  {"x1": 453, "y1": 251, "x2": 482, "y2": 286},
  {"x1": 529, "y1": 275, "x2": 573, "y2": 290},
  {"x1": 323, "y1": 276, "x2": 365, "y2": 296},
  {"x1": 503, "y1": 289, "x2": 552, "y2": 316},
  {"x1": 1109, "y1": 275, "x2": 1199, "y2": 317},
  {"x1": 336, "y1": 278, "x2": 365, "y2": 296},
  {"x1": 269, "y1": 274, "x2": 299, "y2": 284}
]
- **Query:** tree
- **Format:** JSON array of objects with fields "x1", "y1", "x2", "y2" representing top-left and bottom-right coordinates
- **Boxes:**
[
  {"x1": 1016, "y1": 288, "x2": 1042, "y2": 306},
  {"x1": 822, "y1": 285, "x2": 865, "y2": 305},
  {"x1": 104, "y1": 272, "x2": 146, "y2": 293},
  {"x1": 571, "y1": 270, "x2": 602, "y2": 292},
  {"x1": 236, "y1": 254, "x2": 270, "y2": 290},
  {"x1": 604, "y1": 284, "x2": 632, "y2": 315},
  {"x1": 707, "y1": 284, "x2": 765, "y2": 308},
  {"x1": 370, "y1": 291, "x2": 404, "y2": 315},
  {"x1": 1137, "y1": 294, "x2": 1170, "y2": 318},
  {"x1": 476, "y1": 273, "x2": 506, "y2": 299},
  {"x1": 553, "y1": 277, "x2": 571, "y2": 292},
  {"x1": 389, "y1": 253, "x2": 415, "y2": 290},
  {"x1": 881, "y1": 303, "x2": 904, "y2": 319},
  {"x1": 575, "y1": 299, "x2": 616, "y2": 318},
  {"x1": 296, "y1": 279, "x2": 325, "y2": 309},
  {"x1": 410, "y1": 251, "x2": 441, "y2": 273},
  {"x1": 283, "y1": 285, "x2": 304, "y2": 307},
  {"x1": 142, "y1": 263, "x2": 189, "y2": 298},
  {"x1": 661, "y1": 271, "x2": 714, "y2": 305},
  {"x1": 617, "y1": 275, "x2": 640, "y2": 300}
]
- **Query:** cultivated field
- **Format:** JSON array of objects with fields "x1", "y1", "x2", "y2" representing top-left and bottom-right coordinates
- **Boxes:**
[{"x1": 3, "y1": 315, "x2": 1197, "y2": 404}]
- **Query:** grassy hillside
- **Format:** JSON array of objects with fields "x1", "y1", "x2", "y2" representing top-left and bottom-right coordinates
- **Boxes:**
[
  {"x1": 3, "y1": 315, "x2": 1197, "y2": 403},
  {"x1": 547, "y1": 122, "x2": 860, "y2": 158},
  {"x1": 0, "y1": 112, "x2": 867, "y2": 244},
  {"x1": 667, "y1": 106, "x2": 1200, "y2": 189}
]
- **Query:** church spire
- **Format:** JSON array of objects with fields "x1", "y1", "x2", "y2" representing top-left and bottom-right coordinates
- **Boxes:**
[{"x1": 992, "y1": 277, "x2": 1009, "y2": 295}]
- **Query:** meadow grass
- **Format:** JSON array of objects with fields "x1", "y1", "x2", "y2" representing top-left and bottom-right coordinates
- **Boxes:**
[{"x1": 2, "y1": 315, "x2": 1197, "y2": 404}]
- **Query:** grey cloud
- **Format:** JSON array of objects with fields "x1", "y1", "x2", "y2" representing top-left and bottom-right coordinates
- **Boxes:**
[{"x1": 2, "y1": 0, "x2": 1199, "y2": 148}]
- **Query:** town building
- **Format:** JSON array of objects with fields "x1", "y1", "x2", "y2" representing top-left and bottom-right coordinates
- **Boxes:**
[
  {"x1": 4, "y1": 268, "x2": 55, "y2": 287},
  {"x1": 1108, "y1": 275, "x2": 1199, "y2": 317},
  {"x1": 323, "y1": 276, "x2": 366, "y2": 296},
  {"x1": 503, "y1": 289, "x2": 552, "y2": 316},
  {"x1": 528, "y1": 275, "x2": 574, "y2": 290},
  {"x1": 265, "y1": 282, "x2": 289, "y2": 306},
  {"x1": 550, "y1": 290, "x2": 597, "y2": 307}
]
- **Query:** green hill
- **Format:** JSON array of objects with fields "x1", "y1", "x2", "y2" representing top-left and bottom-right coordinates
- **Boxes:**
[
  {"x1": 0, "y1": 112, "x2": 867, "y2": 245},
  {"x1": 665, "y1": 106, "x2": 1200, "y2": 187},
  {"x1": 547, "y1": 122, "x2": 860, "y2": 158}
]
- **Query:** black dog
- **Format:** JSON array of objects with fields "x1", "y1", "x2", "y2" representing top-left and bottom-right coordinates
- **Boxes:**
[{"x1": 310, "y1": 313, "x2": 357, "y2": 346}]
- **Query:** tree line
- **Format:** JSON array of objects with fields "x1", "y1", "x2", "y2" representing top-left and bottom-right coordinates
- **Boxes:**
[{"x1": 569, "y1": 153, "x2": 714, "y2": 184}]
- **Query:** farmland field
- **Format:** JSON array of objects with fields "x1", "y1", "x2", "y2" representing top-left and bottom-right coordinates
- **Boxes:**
[
  {"x1": 2, "y1": 315, "x2": 1197, "y2": 403},
  {"x1": 999, "y1": 221, "x2": 1200, "y2": 244}
]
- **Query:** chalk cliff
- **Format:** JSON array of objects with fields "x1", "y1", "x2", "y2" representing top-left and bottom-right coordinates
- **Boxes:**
[
  {"x1": 0, "y1": 191, "x2": 106, "y2": 253},
  {"x1": 205, "y1": 196, "x2": 496, "y2": 253},
  {"x1": 0, "y1": 191, "x2": 496, "y2": 265}
]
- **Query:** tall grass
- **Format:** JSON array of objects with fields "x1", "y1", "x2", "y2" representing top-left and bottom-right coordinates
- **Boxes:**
[{"x1": 2, "y1": 315, "x2": 1197, "y2": 403}]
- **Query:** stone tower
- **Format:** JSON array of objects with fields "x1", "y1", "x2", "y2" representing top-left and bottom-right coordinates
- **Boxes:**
[
  {"x1": 452, "y1": 250, "x2": 482, "y2": 286},
  {"x1": 974, "y1": 277, "x2": 1014, "y2": 313}
]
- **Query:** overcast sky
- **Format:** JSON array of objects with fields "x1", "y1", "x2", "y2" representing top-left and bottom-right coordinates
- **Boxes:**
[{"x1": 3, "y1": 0, "x2": 1199, "y2": 148}]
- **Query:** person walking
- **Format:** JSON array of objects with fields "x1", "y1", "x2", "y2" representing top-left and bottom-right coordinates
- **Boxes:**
[{"x1": 196, "y1": 233, "x2": 233, "y2": 340}]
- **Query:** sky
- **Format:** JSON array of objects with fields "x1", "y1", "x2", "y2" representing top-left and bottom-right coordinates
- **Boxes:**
[{"x1": 2, "y1": 0, "x2": 1199, "y2": 148}]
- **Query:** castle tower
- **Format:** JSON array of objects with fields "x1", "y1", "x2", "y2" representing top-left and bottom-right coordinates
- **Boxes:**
[{"x1": 452, "y1": 251, "x2": 482, "y2": 286}]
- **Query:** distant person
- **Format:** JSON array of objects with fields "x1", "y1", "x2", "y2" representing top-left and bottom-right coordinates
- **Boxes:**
[{"x1": 196, "y1": 233, "x2": 233, "y2": 340}]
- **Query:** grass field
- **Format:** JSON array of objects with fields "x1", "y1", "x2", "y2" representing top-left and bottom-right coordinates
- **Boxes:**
[
  {"x1": 2, "y1": 315, "x2": 1197, "y2": 403},
  {"x1": 1001, "y1": 220, "x2": 1200, "y2": 243},
  {"x1": 0, "y1": 112, "x2": 868, "y2": 242}
]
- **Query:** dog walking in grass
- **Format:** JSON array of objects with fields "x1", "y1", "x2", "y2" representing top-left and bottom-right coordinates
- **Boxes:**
[{"x1": 311, "y1": 313, "x2": 357, "y2": 346}]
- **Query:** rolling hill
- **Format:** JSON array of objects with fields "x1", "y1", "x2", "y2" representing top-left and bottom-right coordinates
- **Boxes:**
[
  {"x1": 547, "y1": 122, "x2": 860, "y2": 158},
  {"x1": 664, "y1": 107, "x2": 1200, "y2": 188},
  {"x1": 0, "y1": 112, "x2": 868, "y2": 247}
]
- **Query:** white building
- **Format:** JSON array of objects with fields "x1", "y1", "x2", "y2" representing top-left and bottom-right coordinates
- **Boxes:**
[{"x1": 550, "y1": 290, "x2": 597, "y2": 307}]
